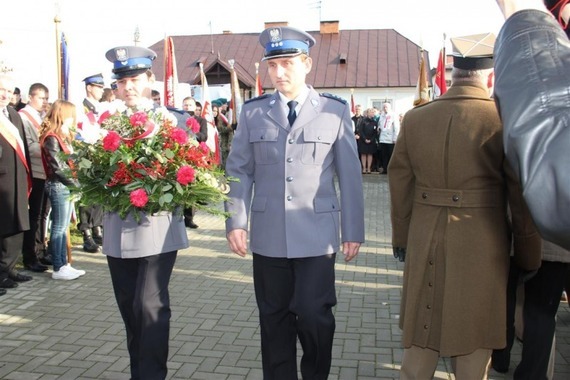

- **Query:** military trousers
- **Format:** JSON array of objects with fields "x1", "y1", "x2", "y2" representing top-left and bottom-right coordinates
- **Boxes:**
[
  {"x1": 107, "y1": 250, "x2": 177, "y2": 380},
  {"x1": 253, "y1": 253, "x2": 337, "y2": 380}
]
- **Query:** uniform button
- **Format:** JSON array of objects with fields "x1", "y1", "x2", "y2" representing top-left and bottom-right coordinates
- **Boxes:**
[
  {"x1": 317, "y1": 136, "x2": 322, "y2": 140},
  {"x1": 422, "y1": 192, "x2": 428, "y2": 199},
  {"x1": 287, "y1": 157, "x2": 293, "y2": 163},
  {"x1": 286, "y1": 176, "x2": 293, "y2": 182},
  {"x1": 429, "y1": 260, "x2": 433, "y2": 265},
  {"x1": 288, "y1": 138, "x2": 294, "y2": 144},
  {"x1": 427, "y1": 305, "x2": 431, "y2": 309},
  {"x1": 260, "y1": 135, "x2": 265, "y2": 140},
  {"x1": 428, "y1": 282, "x2": 433, "y2": 287},
  {"x1": 452, "y1": 195, "x2": 459, "y2": 202},
  {"x1": 286, "y1": 195, "x2": 293, "y2": 201},
  {"x1": 423, "y1": 325, "x2": 428, "y2": 330}
]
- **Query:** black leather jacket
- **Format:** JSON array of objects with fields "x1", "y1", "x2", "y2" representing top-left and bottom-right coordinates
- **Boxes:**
[
  {"x1": 41, "y1": 135, "x2": 78, "y2": 188},
  {"x1": 494, "y1": 10, "x2": 570, "y2": 249}
]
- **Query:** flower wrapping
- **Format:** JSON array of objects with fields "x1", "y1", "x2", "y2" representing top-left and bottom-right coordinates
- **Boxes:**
[{"x1": 68, "y1": 99, "x2": 232, "y2": 222}]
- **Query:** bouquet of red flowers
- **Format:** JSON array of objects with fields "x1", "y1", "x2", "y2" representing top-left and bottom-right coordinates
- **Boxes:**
[{"x1": 68, "y1": 99, "x2": 231, "y2": 221}]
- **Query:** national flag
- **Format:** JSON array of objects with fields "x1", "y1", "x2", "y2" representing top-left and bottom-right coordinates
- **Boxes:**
[
  {"x1": 350, "y1": 90, "x2": 356, "y2": 116},
  {"x1": 228, "y1": 59, "x2": 242, "y2": 126},
  {"x1": 434, "y1": 48, "x2": 447, "y2": 98},
  {"x1": 60, "y1": 32, "x2": 70, "y2": 100},
  {"x1": 254, "y1": 62, "x2": 262, "y2": 97},
  {"x1": 163, "y1": 36, "x2": 178, "y2": 107},
  {"x1": 199, "y1": 63, "x2": 220, "y2": 164},
  {"x1": 413, "y1": 50, "x2": 430, "y2": 107}
]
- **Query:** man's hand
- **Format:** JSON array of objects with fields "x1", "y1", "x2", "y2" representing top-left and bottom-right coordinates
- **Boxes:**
[
  {"x1": 227, "y1": 229, "x2": 248, "y2": 257},
  {"x1": 393, "y1": 247, "x2": 406, "y2": 262},
  {"x1": 342, "y1": 241, "x2": 361, "y2": 262}
]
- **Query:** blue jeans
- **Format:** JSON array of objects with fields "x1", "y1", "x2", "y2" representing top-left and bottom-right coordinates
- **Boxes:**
[{"x1": 45, "y1": 181, "x2": 73, "y2": 271}]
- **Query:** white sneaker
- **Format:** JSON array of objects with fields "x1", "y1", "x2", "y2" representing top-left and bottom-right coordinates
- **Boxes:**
[
  {"x1": 52, "y1": 265, "x2": 80, "y2": 280},
  {"x1": 66, "y1": 264, "x2": 86, "y2": 277}
]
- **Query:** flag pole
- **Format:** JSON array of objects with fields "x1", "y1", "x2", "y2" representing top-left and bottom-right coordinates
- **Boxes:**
[{"x1": 54, "y1": 14, "x2": 62, "y2": 99}]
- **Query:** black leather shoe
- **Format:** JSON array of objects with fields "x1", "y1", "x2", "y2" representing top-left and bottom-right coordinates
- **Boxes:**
[
  {"x1": 83, "y1": 237, "x2": 100, "y2": 253},
  {"x1": 9, "y1": 271, "x2": 32, "y2": 282},
  {"x1": 92, "y1": 226, "x2": 103, "y2": 245},
  {"x1": 0, "y1": 288, "x2": 6, "y2": 296},
  {"x1": 184, "y1": 219, "x2": 199, "y2": 229},
  {"x1": 24, "y1": 263, "x2": 49, "y2": 273},
  {"x1": 39, "y1": 254, "x2": 52, "y2": 266},
  {"x1": 0, "y1": 278, "x2": 18, "y2": 288}
]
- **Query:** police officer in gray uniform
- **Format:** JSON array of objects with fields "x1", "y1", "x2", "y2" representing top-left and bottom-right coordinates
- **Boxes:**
[
  {"x1": 225, "y1": 26, "x2": 365, "y2": 379},
  {"x1": 103, "y1": 46, "x2": 189, "y2": 380}
]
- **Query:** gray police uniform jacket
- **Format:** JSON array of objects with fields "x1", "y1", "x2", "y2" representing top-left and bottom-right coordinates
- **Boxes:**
[
  {"x1": 102, "y1": 211, "x2": 189, "y2": 259},
  {"x1": 225, "y1": 86, "x2": 365, "y2": 258},
  {"x1": 101, "y1": 105, "x2": 191, "y2": 259}
]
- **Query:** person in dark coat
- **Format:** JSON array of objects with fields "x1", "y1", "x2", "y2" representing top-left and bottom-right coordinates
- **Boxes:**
[
  {"x1": 0, "y1": 74, "x2": 33, "y2": 294},
  {"x1": 355, "y1": 108, "x2": 378, "y2": 174}
]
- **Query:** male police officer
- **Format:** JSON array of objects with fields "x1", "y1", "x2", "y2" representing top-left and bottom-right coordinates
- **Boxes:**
[
  {"x1": 225, "y1": 26, "x2": 365, "y2": 379},
  {"x1": 79, "y1": 73, "x2": 106, "y2": 253},
  {"x1": 103, "y1": 46, "x2": 189, "y2": 380}
]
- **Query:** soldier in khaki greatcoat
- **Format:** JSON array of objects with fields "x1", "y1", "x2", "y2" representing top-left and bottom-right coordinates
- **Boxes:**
[{"x1": 388, "y1": 34, "x2": 542, "y2": 379}]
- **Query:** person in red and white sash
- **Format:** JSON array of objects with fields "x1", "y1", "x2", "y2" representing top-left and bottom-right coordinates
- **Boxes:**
[{"x1": 0, "y1": 74, "x2": 33, "y2": 294}]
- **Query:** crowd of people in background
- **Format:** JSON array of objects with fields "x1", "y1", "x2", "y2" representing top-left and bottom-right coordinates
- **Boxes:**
[
  {"x1": 353, "y1": 101, "x2": 402, "y2": 175},
  {"x1": 0, "y1": 73, "x2": 237, "y2": 285}
]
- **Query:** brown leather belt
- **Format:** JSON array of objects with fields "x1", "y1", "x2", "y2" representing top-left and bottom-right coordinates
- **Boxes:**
[{"x1": 414, "y1": 186, "x2": 504, "y2": 208}]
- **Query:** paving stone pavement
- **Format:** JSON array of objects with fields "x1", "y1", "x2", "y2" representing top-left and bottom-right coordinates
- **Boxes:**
[{"x1": 0, "y1": 174, "x2": 569, "y2": 379}]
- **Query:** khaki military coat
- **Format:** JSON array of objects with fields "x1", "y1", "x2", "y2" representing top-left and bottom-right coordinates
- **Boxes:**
[{"x1": 388, "y1": 82, "x2": 542, "y2": 356}]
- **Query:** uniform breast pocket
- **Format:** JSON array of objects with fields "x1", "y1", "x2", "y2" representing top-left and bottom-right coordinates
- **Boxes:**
[
  {"x1": 301, "y1": 128, "x2": 335, "y2": 165},
  {"x1": 249, "y1": 127, "x2": 280, "y2": 165}
]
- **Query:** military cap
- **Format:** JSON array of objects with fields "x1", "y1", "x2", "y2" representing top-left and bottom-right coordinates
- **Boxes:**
[
  {"x1": 83, "y1": 73, "x2": 105, "y2": 87},
  {"x1": 450, "y1": 33, "x2": 495, "y2": 70},
  {"x1": 259, "y1": 26, "x2": 316, "y2": 61},
  {"x1": 105, "y1": 46, "x2": 157, "y2": 79}
]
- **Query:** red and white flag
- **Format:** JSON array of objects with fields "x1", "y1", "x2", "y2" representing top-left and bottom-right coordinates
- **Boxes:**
[
  {"x1": 254, "y1": 62, "x2": 262, "y2": 97},
  {"x1": 228, "y1": 59, "x2": 242, "y2": 126},
  {"x1": 163, "y1": 36, "x2": 177, "y2": 107},
  {"x1": 199, "y1": 63, "x2": 220, "y2": 164},
  {"x1": 434, "y1": 48, "x2": 447, "y2": 98}
]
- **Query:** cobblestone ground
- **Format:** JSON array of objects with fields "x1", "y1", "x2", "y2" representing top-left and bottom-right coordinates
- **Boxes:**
[{"x1": 0, "y1": 174, "x2": 568, "y2": 379}]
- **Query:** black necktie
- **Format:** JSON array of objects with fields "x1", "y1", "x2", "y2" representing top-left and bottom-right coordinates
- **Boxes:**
[{"x1": 287, "y1": 100, "x2": 298, "y2": 126}]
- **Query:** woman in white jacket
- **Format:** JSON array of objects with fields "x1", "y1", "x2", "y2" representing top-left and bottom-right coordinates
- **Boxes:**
[{"x1": 376, "y1": 102, "x2": 400, "y2": 174}]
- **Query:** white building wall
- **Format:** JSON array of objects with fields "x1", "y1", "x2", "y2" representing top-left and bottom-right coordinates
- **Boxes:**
[{"x1": 315, "y1": 87, "x2": 419, "y2": 116}]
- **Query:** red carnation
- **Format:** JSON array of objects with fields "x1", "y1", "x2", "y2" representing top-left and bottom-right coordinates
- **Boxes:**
[
  {"x1": 129, "y1": 188, "x2": 149, "y2": 208},
  {"x1": 130, "y1": 111, "x2": 148, "y2": 127},
  {"x1": 186, "y1": 117, "x2": 200, "y2": 134},
  {"x1": 199, "y1": 142, "x2": 209, "y2": 154},
  {"x1": 103, "y1": 131, "x2": 121, "y2": 151},
  {"x1": 171, "y1": 128, "x2": 188, "y2": 145},
  {"x1": 176, "y1": 165, "x2": 195, "y2": 185},
  {"x1": 98, "y1": 110, "x2": 112, "y2": 124}
]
